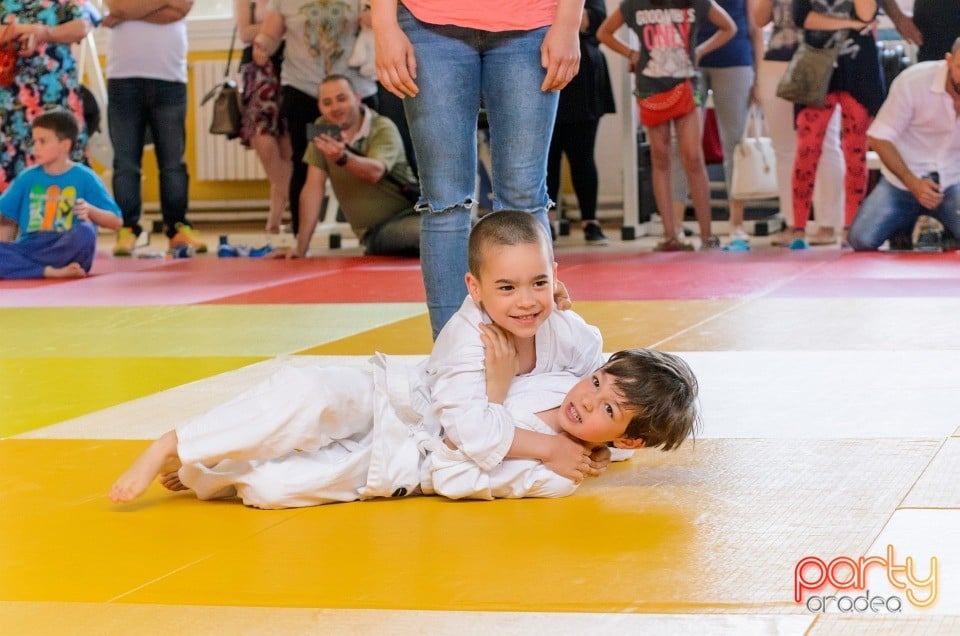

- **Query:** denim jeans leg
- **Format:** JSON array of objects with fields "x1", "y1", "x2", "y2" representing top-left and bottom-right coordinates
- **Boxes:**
[
  {"x1": 107, "y1": 78, "x2": 147, "y2": 235},
  {"x1": 481, "y1": 26, "x2": 556, "y2": 234},
  {"x1": 932, "y1": 184, "x2": 960, "y2": 239},
  {"x1": 848, "y1": 178, "x2": 921, "y2": 250},
  {"x1": 147, "y1": 80, "x2": 190, "y2": 237},
  {"x1": 400, "y1": 4, "x2": 482, "y2": 337}
]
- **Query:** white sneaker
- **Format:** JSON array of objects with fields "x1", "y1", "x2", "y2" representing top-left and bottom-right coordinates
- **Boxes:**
[{"x1": 729, "y1": 226, "x2": 750, "y2": 241}]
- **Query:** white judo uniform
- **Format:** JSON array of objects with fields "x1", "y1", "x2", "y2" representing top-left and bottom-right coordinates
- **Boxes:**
[{"x1": 175, "y1": 297, "x2": 609, "y2": 509}]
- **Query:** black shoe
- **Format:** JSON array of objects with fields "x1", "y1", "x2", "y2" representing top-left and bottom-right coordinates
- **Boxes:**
[{"x1": 583, "y1": 223, "x2": 609, "y2": 245}]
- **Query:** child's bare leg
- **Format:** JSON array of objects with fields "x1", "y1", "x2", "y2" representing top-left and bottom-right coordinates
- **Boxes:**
[
  {"x1": 110, "y1": 430, "x2": 182, "y2": 503},
  {"x1": 43, "y1": 263, "x2": 86, "y2": 279}
]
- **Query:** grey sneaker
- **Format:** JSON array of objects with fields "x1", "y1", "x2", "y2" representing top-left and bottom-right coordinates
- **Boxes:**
[{"x1": 700, "y1": 236, "x2": 721, "y2": 251}]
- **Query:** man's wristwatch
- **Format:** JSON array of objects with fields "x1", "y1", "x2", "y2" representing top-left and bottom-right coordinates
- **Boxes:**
[{"x1": 335, "y1": 150, "x2": 349, "y2": 166}]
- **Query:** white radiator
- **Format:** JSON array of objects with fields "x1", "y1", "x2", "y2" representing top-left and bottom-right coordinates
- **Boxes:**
[{"x1": 192, "y1": 60, "x2": 266, "y2": 181}]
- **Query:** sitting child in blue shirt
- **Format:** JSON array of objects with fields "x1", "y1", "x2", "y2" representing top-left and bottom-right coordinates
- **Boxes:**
[{"x1": 0, "y1": 110, "x2": 121, "y2": 279}]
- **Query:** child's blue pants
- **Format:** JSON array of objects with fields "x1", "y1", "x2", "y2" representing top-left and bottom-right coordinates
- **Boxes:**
[{"x1": 0, "y1": 223, "x2": 97, "y2": 279}]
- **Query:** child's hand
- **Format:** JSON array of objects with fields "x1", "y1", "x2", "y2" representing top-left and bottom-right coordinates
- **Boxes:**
[
  {"x1": 479, "y1": 322, "x2": 518, "y2": 404},
  {"x1": 543, "y1": 432, "x2": 592, "y2": 483},
  {"x1": 586, "y1": 444, "x2": 611, "y2": 476},
  {"x1": 74, "y1": 198, "x2": 89, "y2": 222}
]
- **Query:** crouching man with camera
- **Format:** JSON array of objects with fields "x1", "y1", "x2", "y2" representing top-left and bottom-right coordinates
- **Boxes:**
[
  {"x1": 290, "y1": 74, "x2": 420, "y2": 257},
  {"x1": 848, "y1": 38, "x2": 960, "y2": 251}
]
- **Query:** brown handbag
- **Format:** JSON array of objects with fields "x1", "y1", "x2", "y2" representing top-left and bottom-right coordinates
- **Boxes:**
[
  {"x1": 201, "y1": 25, "x2": 241, "y2": 138},
  {"x1": 776, "y1": 31, "x2": 847, "y2": 107}
]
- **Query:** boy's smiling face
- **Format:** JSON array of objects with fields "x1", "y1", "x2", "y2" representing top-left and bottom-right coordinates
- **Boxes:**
[{"x1": 465, "y1": 242, "x2": 556, "y2": 340}]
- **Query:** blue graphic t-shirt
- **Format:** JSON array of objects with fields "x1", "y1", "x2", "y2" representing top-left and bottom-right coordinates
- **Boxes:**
[
  {"x1": 0, "y1": 164, "x2": 120, "y2": 240},
  {"x1": 620, "y1": 0, "x2": 713, "y2": 98}
]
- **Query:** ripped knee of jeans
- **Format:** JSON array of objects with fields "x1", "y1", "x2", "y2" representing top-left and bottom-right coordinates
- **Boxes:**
[{"x1": 415, "y1": 198, "x2": 476, "y2": 215}]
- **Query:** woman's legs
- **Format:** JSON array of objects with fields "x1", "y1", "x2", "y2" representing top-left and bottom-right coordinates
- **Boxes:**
[
  {"x1": 674, "y1": 109, "x2": 713, "y2": 241},
  {"x1": 792, "y1": 93, "x2": 841, "y2": 231},
  {"x1": 399, "y1": 6, "x2": 482, "y2": 338},
  {"x1": 250, "y1": 132, "x2": 292, "y2": 233},
  {"x1": 703, "y1": 66, "x2": 755, "y2": 232},
  {"x1": 562, "y1": 119, "x2": 602, "y2": 225},
  {"x1": 646, "y1": 121, "x2": 682, "y2": 242},
  {"x1": 281, "y1": 86, "x2": 320, "y2": 237},
  {"x1": 834, "y1": 92, "x2": 872, "y2": 228}
]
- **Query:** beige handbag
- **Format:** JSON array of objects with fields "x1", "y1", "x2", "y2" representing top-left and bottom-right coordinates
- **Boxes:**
[
  {"x1": 730, "y1": 108, "x2": 778, "y2": 201},
  {"x1": 201, "y1": 26, "x2": 241, "y2": 139}
]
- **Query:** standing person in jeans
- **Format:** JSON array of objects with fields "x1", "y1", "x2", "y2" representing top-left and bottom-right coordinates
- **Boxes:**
[
  {"x1": 371, "y1": 0, "x2": 584, "y2": 339},
  {"x1": 104, "y1": 0, "x2": 207, "y2": 256},
  {"x1": 847, "y1": 40, "x2": 960, "y2": 251},
  {"x1": 546, "y1": 0, "x2": 616, "y2": 246},
  {"x1": 253, "y1": 0, "x2": 376, "y2": 237}
]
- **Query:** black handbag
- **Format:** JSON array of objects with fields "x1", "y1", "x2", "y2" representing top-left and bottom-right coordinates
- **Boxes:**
[
  {"x1": 201, "y1": 26, "x2": 242, "y2": 139},
  {"x1": 776, "y1": 31, "x2": 847, "y2": 107}
]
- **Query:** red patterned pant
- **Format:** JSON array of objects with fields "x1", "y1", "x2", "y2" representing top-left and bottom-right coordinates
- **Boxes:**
[{"x1": 792, "y1": 91, "x2": 872, "y2": 229}]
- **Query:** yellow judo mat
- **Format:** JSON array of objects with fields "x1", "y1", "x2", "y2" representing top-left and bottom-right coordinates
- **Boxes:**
[{"x1": 3, "y1": 248, "x2": 960, "y2": 635}]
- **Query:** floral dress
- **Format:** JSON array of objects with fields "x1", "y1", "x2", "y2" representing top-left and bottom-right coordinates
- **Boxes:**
[{"x1": 0, "y1": 0, "x2": 87, "y2": 193}]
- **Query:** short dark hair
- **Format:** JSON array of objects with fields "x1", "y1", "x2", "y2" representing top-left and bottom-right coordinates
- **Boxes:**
[
  {"x1": 320, "y1": 73, "x2": 357, "y2": 92},
  {"x1": 467, "y1": 210, "x2": 553, "y2": 278},
  {"x1": 602, "y1": 349, "x2": 701, "y2": 451},
  {"x1": 32, "y1": 110, "x2": 79, "y2": 150}
]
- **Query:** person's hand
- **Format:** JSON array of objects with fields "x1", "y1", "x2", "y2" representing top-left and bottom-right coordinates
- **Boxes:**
[
  {"x1": 101, "y1": 14, "x2": 120, "y2": 28},
  {"x1": 855, "y1": 18, "x2": 878, "y2": 36},
  {"x1": 14, "y1": 24, "x2": 48, "y2": 56},
  {"x1": 479, "y1": 322, "x2": 518, "y2": 404},
  {"x1": 73, "y1": 198, "x2": 89, "y2": 222},
  {"x1": 540, "y1": 23, "x2": 580, "y2": 92},
  {"x1": 907, "y1": 174, "x2": 944, "y2": 211},
  {"x1": 586, "y1": 444, "x2": 611, "y2": 476},
  {"x1": 543, "y1": 432, "x2": 592, "y2": 483},
  {"x1": 374, "y1": 21, "x2": 418, "y2": 98},
  {"x1": 312, "y1": 133, "x2": 347, "y2": 164},
  {"x1": 749, "y1": 82, "x2": 760, "y2": 107},
  {"x1": 554, "y1": 279, "x2": 572, "y2": 310}
]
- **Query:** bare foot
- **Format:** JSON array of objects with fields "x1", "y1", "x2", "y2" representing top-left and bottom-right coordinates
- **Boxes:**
[
  {"x1": 159, "y1": 471, "x2": 189, "y2": 492},
  {"x1": 43, "y1": 262, "x2": 86, "y2": 279},
  {"x1": 109, "y1": 430, "x2": 181, "y2": 503}
]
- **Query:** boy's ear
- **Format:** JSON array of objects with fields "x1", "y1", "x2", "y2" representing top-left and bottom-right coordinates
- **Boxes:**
[
  {"x1": 465, "y1": 272, "x2": 482, "y2": 303},
  {"x1": 611, "y1": 437, "x2": 645, "y2": 450}
]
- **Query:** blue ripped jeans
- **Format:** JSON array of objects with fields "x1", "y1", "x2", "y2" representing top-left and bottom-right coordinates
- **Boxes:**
[
  {"x1": 848, "y1": 178, "x2": 960, "y2": 251},
  {"x1": 398, "y1": 4, "x2": 557, "y2": 337}
]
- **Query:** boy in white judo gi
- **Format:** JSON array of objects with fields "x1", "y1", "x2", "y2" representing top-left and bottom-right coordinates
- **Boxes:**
[{"x1": 109, "y1": 212, "x2": 701, "y2": 508}]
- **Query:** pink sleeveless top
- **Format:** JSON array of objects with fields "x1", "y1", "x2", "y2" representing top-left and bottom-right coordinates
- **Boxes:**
[{"x1": 402, "y1": 0, "x2": 558, "y2": 31}]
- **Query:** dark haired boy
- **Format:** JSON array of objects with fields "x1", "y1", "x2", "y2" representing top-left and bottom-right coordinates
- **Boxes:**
[{"x1": 0, "y1": 111, "x2": 121, "y2": 279}]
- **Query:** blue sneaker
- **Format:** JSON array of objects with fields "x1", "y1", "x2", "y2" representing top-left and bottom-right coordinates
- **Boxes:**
[
  {"x1": 248, "y1": 245, "x2": 275, "y2": 258},
  {"x1": 789, "y1": 238, "x2": 810, "y2": 250},
  {"x1": 723, "y1": 238, "x2": 751, "y2": 251},
  {"x1": 217, "y1": 236, "x2": 239, "y2": 257}
]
